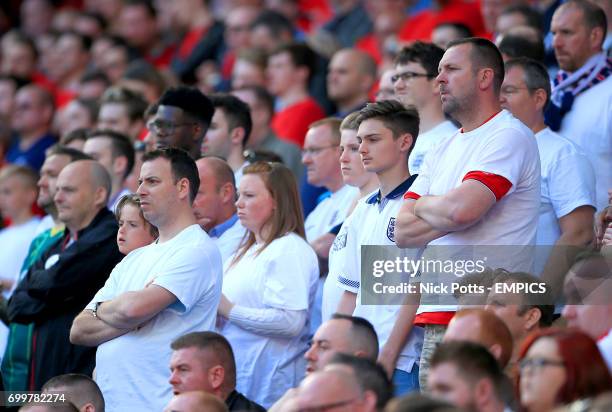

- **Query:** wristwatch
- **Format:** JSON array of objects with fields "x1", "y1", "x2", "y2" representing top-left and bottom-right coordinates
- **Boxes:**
[{"x1": 92, "y1": 302, "x2": 101, "y2": 318}]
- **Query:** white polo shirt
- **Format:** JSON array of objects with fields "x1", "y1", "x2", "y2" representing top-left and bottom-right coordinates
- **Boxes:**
[
  {"x1": 305, "y1": 184, "x2": 358, "y2": 242},
  {"x1": 408, "y1": 120, "x2": 458, "y2": 175},
  {"x1": 534, "y1": 127, "x2": 596, "y2": 273},
  {"x1": 336, "y1": 176, "x2": 424, "y2": 373}
]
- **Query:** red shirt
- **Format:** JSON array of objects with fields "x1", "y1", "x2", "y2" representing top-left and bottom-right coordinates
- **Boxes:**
[
  {"x1": 271, "y1": 98, "x2": 325, "y2": 147},
  {"x1": 399, "y1": 0, "x2": 486, "y2": 42}
]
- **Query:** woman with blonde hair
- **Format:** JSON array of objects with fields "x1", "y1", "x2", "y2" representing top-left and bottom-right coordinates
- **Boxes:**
[{"x1": 217, "y1": 161, "x2": 319, "y2": 408}]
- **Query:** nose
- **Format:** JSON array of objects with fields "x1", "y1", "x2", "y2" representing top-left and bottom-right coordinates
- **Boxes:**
[
  {"x1": 358, "y1": 141, "x2": 368, "y2": 156},
  {"x1": 499, "y1": 93, "x2": 507, "y2": 105},
  {"x1": 339, "y1": 148, "x2": 349, "y2": 163},
  {"x1": 302, "y1": 152, "x2": 312, "y2": 165},
  {"x1": 168, "y1": 370, "x2": 180, "y2": 385},
  {"x1": 304, "y1": 344, "x2": 317, "y2": 362},
  {"x1": 436, "y1": 71, "x2": 446, "y2": 84},
  {"x1": 235, "y1": 196, "x2": 244, "y2": 209}
]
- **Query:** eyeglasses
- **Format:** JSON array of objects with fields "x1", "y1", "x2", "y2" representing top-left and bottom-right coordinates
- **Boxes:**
[
  {"x1": 295, "y1": 398, "x2": 358, "y2": 412},
  {"x1": 147, "y1": 120, "x2": 197, "y2": 135},
  {"x1": 391, "y1": 70, "x2": 435, "y2": 83},
  {"x1": 519, "y1": 357, "x2": 565, "y2": 372},
  {"x1": 500, "y1": 85, "x2": 531, "y2": 95},
  {"x1": 302, "y1": 145, "x2": 339, "y2": 156}
]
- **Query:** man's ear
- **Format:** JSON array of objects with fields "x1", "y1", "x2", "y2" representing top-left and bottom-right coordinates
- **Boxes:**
[
  {"x1": 479, "y1": 68, "x2": 495, "y2": 91},
  {"x1": 208, "y1": 365, "x2": 226, "y2": 391},
  {"x1": 177, "y1": 177, "x2": 191, "y2": 200},
  {"x1": 523, "y1": 307, "x2": 542, "y2": 332},
  {"x1": 219, "y1": 182, "x2": 236, "y2": 204},
  {"x1": 488, "y1": 343, "x2": 502, "y2": 363},
  {"x1": 532, "y1": 88, "x2": 548, "y2": 113},
  {"x1": 398, "y1": 132, "x2": 414, "y2": 153},
  {"x1": 94, "y1": 186, "x2": 108, "y2": 209},
  {"x1": 113, "y1": 156, "x2": 128, "y2": 180},
  {"x1": 230, "y1": 127, "x2": 245, "y2": 147},
  {"x1": 474, "y1": 378, "x2": 494, "y2": 408}
]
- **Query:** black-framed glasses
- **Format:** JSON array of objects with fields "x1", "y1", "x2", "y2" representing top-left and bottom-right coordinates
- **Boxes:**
[
  {"x1": 295, "y1": 398, "x2": 358, "y2": 412},
  {"x1": 147, "y1": 120, "x2": 197, "y2": 134},
  {"x1": 391, "y1": 70, "x2": 435, "y2": 83},
  {"x1": 302, "y1": 145, "x2": 339, "y2": 156},
  {"x1": 519, "y1": 357, "x2": 565, "y2": 371}
]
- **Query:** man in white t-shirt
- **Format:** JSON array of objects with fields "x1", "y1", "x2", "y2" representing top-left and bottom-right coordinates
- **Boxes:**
[
  {"x1": 193, "y1": 157, "x2": 246, "y2": 264},
  {"x1": 337, "y1": 100, "x2": 424, "y2": 395},
  {"x1": 500, "y1": 57, "x2": 596, "y2": 292},
  {"x1": 395, "y1": 38, "x2": 540, "y2": 388},
  {"x1": 548, "y1": 0, "x2": 611, "y2": 211},
  {"x1": 70, "y1": 148, "x2": 223, "y2": 411},
  {"x1": 202, "y1": 94, "x2": 250, "y2": 184},
  {"x1": 393, "y1": 42, "x2": 458, "y2": 175}
]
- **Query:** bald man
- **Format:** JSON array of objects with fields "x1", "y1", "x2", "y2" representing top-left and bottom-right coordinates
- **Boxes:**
[
  {"x1": 192, "y1": 157, "x2": 245, "y2": 264},
  {"x1": 296, "y1": 368, "x2": 377, "y2": 412},
  {"x1": 8, "y1": 160, "x2": 123, "y2": 389},
  {"x1": 327, "y1": 48, "x2": 377, "y2": 117},
  {"x1": 164, "y1": 391, "x2": 228, "y2": 412},
  {"x1": 442, "y1": 309, "x2": 513, "y2": 370}
]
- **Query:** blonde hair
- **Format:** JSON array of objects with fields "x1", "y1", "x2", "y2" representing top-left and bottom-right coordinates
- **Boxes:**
[{"x1": 115, "y1": 194, "x2": 159, "y2": 239}]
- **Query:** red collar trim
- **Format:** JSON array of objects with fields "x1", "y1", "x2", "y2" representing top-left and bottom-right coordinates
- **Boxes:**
[{"x1": 460, "y1": 110, "x2": 502, "y2": 133}]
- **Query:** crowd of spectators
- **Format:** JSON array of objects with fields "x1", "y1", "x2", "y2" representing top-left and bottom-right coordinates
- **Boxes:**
[{"x1": 0, "y1": 0, "x2": 610, "y2": 411}]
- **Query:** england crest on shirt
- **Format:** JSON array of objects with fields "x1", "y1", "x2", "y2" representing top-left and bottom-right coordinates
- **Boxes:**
[{"x1": 386, "y1": 217, "x2": 396, "y2": 242}]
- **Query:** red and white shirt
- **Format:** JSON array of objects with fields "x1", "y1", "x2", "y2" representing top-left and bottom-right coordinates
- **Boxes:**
[{"x1": 406, "y1": 110, "x2": 541, "y2": 316}]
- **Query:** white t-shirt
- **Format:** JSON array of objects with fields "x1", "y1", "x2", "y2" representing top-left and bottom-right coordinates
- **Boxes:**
[
  {"x1": 305, "y1": 184, "x2": 358, "y2": 242},
  {"x1": 408, "y1": 120, "x2": 458, "y2": 175},
  {"x1": 336, "y1": 178, "x2": 424, "y2": 373},
  {"x1": 409, "y1": 110, "x2": 540, "y2": 264},
  {"x1": 534, "y1": 128, "x2": 596, "y2": 272},
  {"x1": 220, "y1": 233, "x2": 318, "y2": 408},
  {"x1": 88, "y1": 224, "x2": 222, "y2": 412},
  {"x1": 0, "y1": 217, "x2": 40, "y2": 298},
  {"x1": 559, "y1": 75, "x2": 611, "y2": 211}
]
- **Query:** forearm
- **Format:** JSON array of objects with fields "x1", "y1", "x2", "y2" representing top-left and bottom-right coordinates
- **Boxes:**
[
  {"x1": 70, "y1": 310, "x2": 131, "y2": 347},
  {"x1": 379, "y1": 296, "x2": 420, "y2": 366},
  {"x1": 336, "y1": 290, "x2": 356, "y2": 315},
  {"x1": 395, "y1": 202, "x2": 447, "y2": 248},
  {"x1": 96, "y1": 291, "x2": 153, "y2": 329},
  {"x1": 414, "y1": 195, "x2": 470, "y2": 231},
  {"x1": 228, "y1": 305, "x2": 307, "y2": 338}
]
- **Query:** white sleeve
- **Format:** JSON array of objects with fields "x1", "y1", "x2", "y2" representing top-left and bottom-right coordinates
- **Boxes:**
[
  {"x1": 548, "y1": 152, "x2": 596, "y2": 218},
  {"x1": 262, "y1": 240, "x2": 317, "y2": 311},
  {"x1": 228, "y1": 305, "x2": 307, "y2": 338},
  {"x1": 154, "y1": 242, "x2": 222, "y2": 314},
  {"x1": 334, "y1": 206, "x2": 361, "y2": 294},
  {"x1": 464, "y1": 127, "x2": 536, "y2": 195}
]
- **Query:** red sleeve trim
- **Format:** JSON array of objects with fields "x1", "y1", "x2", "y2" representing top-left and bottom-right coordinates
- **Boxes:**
[
  {"x1": 462, "y1": 171, "x2": 512, "y2": 201},
  {"x1": 403, "y1": 191, "x2": 421, "y2": 200},
  {"x1": 414, "y1": 311, "x2": 455, "y2": 326}
]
